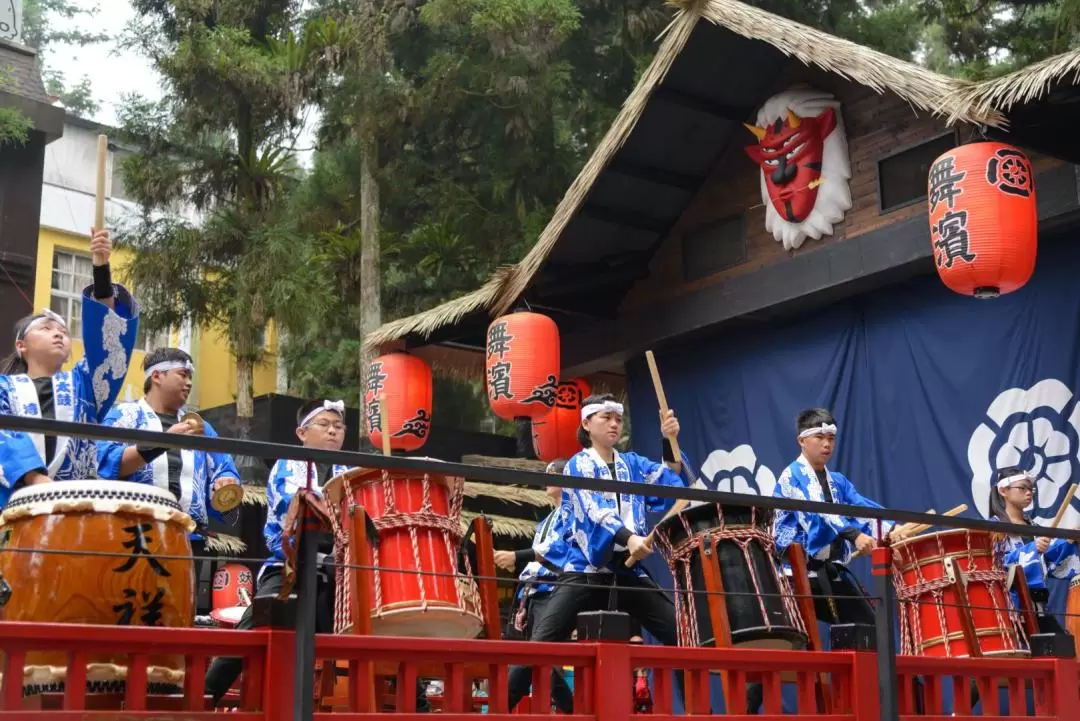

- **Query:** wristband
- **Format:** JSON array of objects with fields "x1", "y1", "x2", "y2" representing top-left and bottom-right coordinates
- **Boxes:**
[
  {"x1": 137, "y1": 446, "x2": 166, "y2": 463},
  {"x1": 92, "y1": 264, "x2": 114, "y2": 299},
  {"x1": 661, "y1": 438, "x2": 676, "y2": 463}
]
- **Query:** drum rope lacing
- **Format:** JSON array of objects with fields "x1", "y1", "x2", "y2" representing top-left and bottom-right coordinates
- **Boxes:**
[
  {"x1": 330, "y1": 471, "x2": 480, "y2": 634},
  {"x1": 893, "y1": 530, "x2": 1027, "y2": 658},
  {"x1": 656, "y1": 505, "x2": 806, "y2": 648}
]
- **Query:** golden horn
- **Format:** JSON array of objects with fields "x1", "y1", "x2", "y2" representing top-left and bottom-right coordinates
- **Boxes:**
[
  {"x1": 786, "y1": 109, "x2": 801, "y2": 128},
  {"x1": 743, "y1": 123, "x2": 766, "y2": 141}
]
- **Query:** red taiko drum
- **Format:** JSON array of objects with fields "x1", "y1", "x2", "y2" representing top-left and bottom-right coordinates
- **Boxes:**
[
  {"x1": 210, "y1": 562, "x2": 254, "y2": 628},
  {"x1": 325, "y1": 466, "x2": 481, "y2": 638},
  {"x1": 892, "y1": 529, "x2": 1027, "y2": 658}
]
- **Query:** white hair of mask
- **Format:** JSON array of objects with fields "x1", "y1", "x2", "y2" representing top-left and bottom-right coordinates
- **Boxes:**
[{"x1": 754, "y1": 86, "x2": 852, "y2": 251}]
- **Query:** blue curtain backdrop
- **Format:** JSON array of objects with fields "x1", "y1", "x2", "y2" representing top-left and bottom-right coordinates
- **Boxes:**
[{"x1": 624, "y1": 235, "x2": 1079, "y2": 714}]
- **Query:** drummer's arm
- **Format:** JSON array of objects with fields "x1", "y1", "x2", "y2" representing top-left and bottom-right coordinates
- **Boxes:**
[{"x1": 204, "y1": 422, "x2": 241, "y2": 493}]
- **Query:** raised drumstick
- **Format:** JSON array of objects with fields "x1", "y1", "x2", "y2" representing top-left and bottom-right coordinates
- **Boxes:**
[
  {"x1": 645, "y1": 351, "x2": 681, "y2": 460},
  {"x1": 904, "y1": 504, "x2": 968, "y2": 537},
  {"x1": 379, "y1": 398, "x2": 391, "y2": 457},
  {"x1": 94, "y1": 135, "x2": 108, "y2": 263},
  {"x1": 1050, "y1": 483, "x2": 1078, "y2": 529}
]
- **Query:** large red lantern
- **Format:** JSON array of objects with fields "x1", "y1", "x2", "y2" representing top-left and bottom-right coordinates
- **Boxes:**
[
  {"x1": 365, "y1": 352, "x2": 433, "y2": 452},
  {"x1": 485, "y1": 312, "x2": 560, "y2": 420},
  {"x1": 927, "y1": 142, "x2": 1037, "y2": 298},
  {"x1": 531, "y1": 378, "x2": 590, "y2": 462}
]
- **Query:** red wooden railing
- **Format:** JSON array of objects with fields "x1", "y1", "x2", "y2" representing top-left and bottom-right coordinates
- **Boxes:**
[{"x1": 1, "y1": 622, "x2": 1078, "y2": 719}]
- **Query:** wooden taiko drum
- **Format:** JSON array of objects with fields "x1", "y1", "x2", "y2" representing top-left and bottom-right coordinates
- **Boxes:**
[
  {"x1": 0, "y1": 481, "x2": 196, "y2": 691},
  {"x1": 1067, "y1": 576, "x2": 1080, "y2": 657},
  {"x1": 325, "y1": 466, "x2": 481, "y2": 638},
  {"x1": 210, "y1": 562, "x2": 253, "y2": 628},
  {"x1": 892, "y1": 529, "x2": 1027, "y2": 658},
  {"x1": 655, "y1": 502, "x2": 808, "y2": 650}
]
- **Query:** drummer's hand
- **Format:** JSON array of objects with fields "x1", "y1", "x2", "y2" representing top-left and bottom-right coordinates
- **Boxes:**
[
  {"x1": 627, "y1": 534, "x2": 654, "y2": 563},
  {"x1": 1036, "y1": 537, "x2": 1050, "y2": 554},
  {"x1": 659, "y1": 409, "x2": 680, "y2": 439},
  {"x1": 89, "y1": 227, "x2": 111, "y2": 266},
  {"x1": 493, "y1": 550, "x2": 516, "y2": 572},
  {"x1": 212, "y1": 477, "x2": 239, "y2": 493},
  {"x1": 23, "y1": 471, "x2": 51, "y2": 486},
  {"x1": 166, "y1": 422, "x2": 196, "y2": 435},
  {"x1": 889, "y1": 525, "x2": 909, "y2": 543},
  {"x1": 854, "y1": 533, "x2": 876, "y2": 556}
]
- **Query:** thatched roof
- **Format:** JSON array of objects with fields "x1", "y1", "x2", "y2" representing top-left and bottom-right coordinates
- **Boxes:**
[
  {"x1": 942, "y1": 47, "x2": 1080, "y2": 121},
  {"x1": 460, "y1": 511, "x2": 541, "y2": 539},
  {"x1": 362, "y1": 0, "x2": 1008, "y2": 351}
]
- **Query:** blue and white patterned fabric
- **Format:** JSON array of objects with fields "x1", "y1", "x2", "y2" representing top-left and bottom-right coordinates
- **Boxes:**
[
  {"x1": 96, "y1": 398, "x2": 240, "y2": 533},
  {"x1": 264, "y1": 459, "x2": 352, "y2": 570},
  {"x1": 993, "y1": 515, "x2": 1080, "y2": 590},
  {"x1": 773, "y1": 454, "x2": 893, "y2": 565},
  {"x1": 0, "y1": 285, "x2": 139, "y2": 507},
  {"x1": 516, "y1": 503, "x2": 571, "y2": 599},
  {"x1": 562, "y1": 446, "x2": 688, "y2": 575}
]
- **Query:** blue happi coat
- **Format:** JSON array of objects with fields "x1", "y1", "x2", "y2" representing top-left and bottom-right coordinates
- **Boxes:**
[
  {"x1": 773, "y1": 455, "x2": 893, "y2": 565},
  {"x1": 993, "y1": 516, "x2": 1080, "y2": 591},
  {"x1": 264, "y1": 459, "x2": 352, "y2": 570},
  {"x1": 96, "y1": 398, "x2": 241, "y2": 532},
  {"x1": 0, "y1": 285, "x2": 139, "y2": 507},
  {"x1": 563, "y1": 446, "x2": 688, "y2": 575},
  {"x1": 517, "y1": 502, "x2": 571, "y2": 599}
]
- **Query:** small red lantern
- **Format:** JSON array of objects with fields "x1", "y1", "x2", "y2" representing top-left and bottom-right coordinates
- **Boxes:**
[
  {"x1": 365, "y1": 352, "x2": 433, "y2": 452},
  {"x1": 531, "y1": 378, "x2": 590, "y2": 462},
  {"x1": 485, "y1": 312, "x2": 560, "y2": 420},
  {"x1": 927, "y1": 142, "x2": 1037, "y2": 298}
]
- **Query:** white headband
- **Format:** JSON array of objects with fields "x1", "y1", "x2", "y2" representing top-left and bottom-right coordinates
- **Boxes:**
[
  {"x1": 997, "y1": 471, "x2": 1033, "y2": 489},
  {"x1": 144, "y1": 359, "x2": 195, "y2": 380},
  {"x1": 799, "y1": 423, "x2": 837, "y2": 439},
  {"x1": 16, "y1": 309, "x2": 67, "y2": 355},
  {"x1": 581, "y1": 401, "x2": 624, "y2": 421},
  {"x1": 301, "y1": 399, "x2": 345, "y2": 428}
]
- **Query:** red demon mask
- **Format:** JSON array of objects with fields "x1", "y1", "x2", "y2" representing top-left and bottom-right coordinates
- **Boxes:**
[{"x1": 744, "y1": 107, "x2": 836, "y2": 224}]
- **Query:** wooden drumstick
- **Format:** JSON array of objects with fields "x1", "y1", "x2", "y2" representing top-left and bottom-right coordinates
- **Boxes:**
[
  {"x1": 94, "y1": 135, "x2": 108, "y2": 263},
  {"x1": 904, "y1": 504, "x2": 968, "y2": 537},
  {"x1": 645, "y1": 350, "x2": 681, "y2": 460},
  {"x1": 379, "y1": 398, "x2": 391, "y2": 457},
  {"x1": 1050, "y1": 483, "x2": 1078, "y2": 529}
]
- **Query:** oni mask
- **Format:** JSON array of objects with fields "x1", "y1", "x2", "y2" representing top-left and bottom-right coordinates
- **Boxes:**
[{"x1": 744, "y1": 107, "x2": 837, "y2": 224}]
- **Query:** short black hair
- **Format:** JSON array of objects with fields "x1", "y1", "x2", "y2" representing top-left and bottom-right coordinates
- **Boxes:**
[
  {"x1": 989, "y1": 466, "x2": 1031, "y2": 521},
  {"x1": 577, "y1": 393, "x2": 619, "y2": 448},
  {"x1": 142, "y1": 347, "x2": 193, "y2": 393},
  {"x1": 796, "y1": 408, "x2": 836, "y2": 435},
  {"x1": 297, "y1": 398, "x2": 343, "y2": 426}
]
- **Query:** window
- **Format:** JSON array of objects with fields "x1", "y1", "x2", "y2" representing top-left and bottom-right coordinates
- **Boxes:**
[
  {"x1": 877, "y1": 132, "x2": 959, "y2": 212},
  {"x1": 50, "y1": 250, "x2": 93, "y2": 337},
  {"x1": 681, "y1": 214, "x2": 747, "y2": 281}
]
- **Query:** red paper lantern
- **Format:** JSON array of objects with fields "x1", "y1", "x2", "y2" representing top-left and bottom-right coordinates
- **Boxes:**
[
  {"x1": 927, "y1": 142, "x2": 1037, "y2": 298},
  {"x1": 485, "y1": 312, "x2": 560, "y2": 420},
  {"x1": 531, "y1": 378, "x2": 591, "y2": 462},
  {"x1": 365, "y1": 352, "x2": 432, "y2": 452}
]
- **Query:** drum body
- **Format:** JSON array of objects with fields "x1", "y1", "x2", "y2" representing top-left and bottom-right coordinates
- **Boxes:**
[
  {"x1": 210, "y1": 562, "x2": 254, "y2": 628},
  {"x1": 0, "y1": 481, "x2": 196, "y2": 688},
  {"x1": 326, "y1": 467, "x2": 481, "y2": 638},
  {"x1": 655, "y1": 502, "x2": 807, "y2": 650},
  {"x1": 1067, "y1": 577, "x2": 1080, "y2": 657},
  {"x1": 892, "y1": 529, "x2": 1027, "y2": 658}
]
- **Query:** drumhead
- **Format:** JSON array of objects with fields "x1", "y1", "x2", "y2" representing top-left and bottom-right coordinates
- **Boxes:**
[
  {"x1": 210, "y1": 606, "x2": 248, "y2": 625},
  {"x1": 891, "y1": 527, "x2": 995, "y2": 550},
  {"x1": 1, "y1": 480, "x2": 194, "y2": 530},
  {"x1": 656, "y1": 501, "x2": 770, "y2": 547}
]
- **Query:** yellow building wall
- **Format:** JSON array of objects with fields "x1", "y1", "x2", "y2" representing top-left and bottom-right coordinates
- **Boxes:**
[{"x1": 35, "y1": 228, "x2": 280, "y2": 411}]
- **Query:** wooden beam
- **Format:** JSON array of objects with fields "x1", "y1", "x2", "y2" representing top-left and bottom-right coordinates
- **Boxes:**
[
  {"x1": 607, "y1": 159, "x2": 703, "y2": 191},
  {"x1": 652, "y1": 85, "x2": 756, "y2": 122},
  {"x1": 581, "y1": 202, "x2": 671, "y2": 234}
]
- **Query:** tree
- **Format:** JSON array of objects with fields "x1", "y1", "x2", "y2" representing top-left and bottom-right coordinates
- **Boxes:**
[
  {"x1": 115, "y1": 1, "x2": 351, "y2": 459},
  {"x1": 21, "y1": 0, "x2": 109, "y2": 115}
]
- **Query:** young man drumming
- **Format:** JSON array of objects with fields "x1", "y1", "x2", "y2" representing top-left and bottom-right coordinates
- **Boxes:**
[{"x1": 506, "y1": 393, "x2": 688, "y2": 713}]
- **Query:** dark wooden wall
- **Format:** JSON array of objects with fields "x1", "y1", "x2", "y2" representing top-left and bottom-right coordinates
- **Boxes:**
[{"x1": 0, "y1": 132, "x2": 46, "y2": 353}]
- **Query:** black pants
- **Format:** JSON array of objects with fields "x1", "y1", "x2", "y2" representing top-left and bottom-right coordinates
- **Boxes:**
[
  {"x1": 507, "y1": 571, "x2": 683, "y2": 712},
  {"x1": 522, "y1": 592, "x2": 575, "y2": 713},
  {"x1": 203, "y1": 564, "x2": 428, "y2": 710},
  {"x1": 746, "y1": 571, "x2": 873, "y2": 714}
]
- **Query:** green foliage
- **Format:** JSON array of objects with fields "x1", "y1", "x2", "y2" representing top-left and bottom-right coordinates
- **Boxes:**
[
  {"x1": 20, "y1": 0, "x2": 109, "y2": 117},
  {"x1": 44, "y1": 74, "x2": 100, "y2": 117},
  {"x1": 0, "y1": 106, "x2": 32, "y2": 147}
]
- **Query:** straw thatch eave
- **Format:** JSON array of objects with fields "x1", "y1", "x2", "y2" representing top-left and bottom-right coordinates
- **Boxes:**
[
  {"x1": 941, "y1": 47, "x2": 1080, "y2": 121},
  {"x1": 363, "y1": 0, "x2": 1009, "y2": 350}
]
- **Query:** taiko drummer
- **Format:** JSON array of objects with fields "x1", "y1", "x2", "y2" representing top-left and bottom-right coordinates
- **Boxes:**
[
  {"x1": 0, "y1": 227, "x2": 140, "y2": 507},
  {"x1": 96, "y1": 347, "x2": 242, "y2": 588}
]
